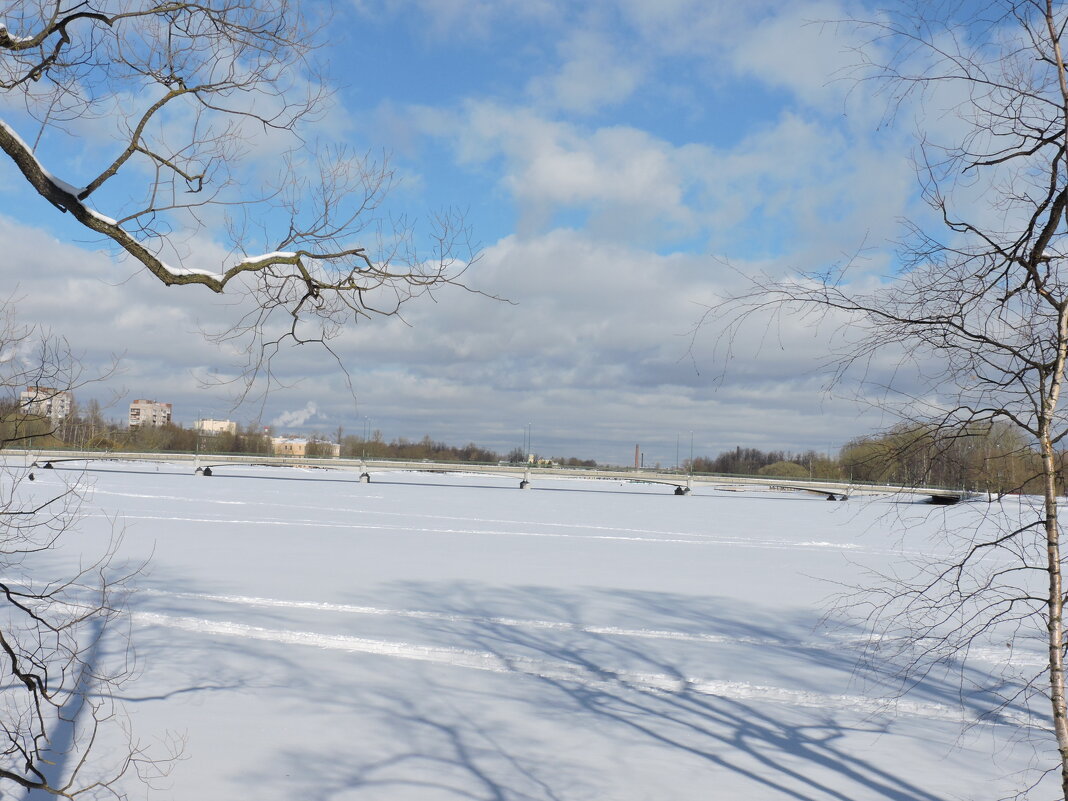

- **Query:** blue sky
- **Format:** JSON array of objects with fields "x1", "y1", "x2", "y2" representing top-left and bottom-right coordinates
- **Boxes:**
[{"x1": 0, "y1": 0, "x2": 942, "y2": 465}]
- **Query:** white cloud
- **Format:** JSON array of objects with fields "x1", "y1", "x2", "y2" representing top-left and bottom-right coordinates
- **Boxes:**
[
  {"x1": 527, "y1": 30, "x2": 645, "y2": 114},
  {"x1": 430, "y1": 102, "x2": 698, "y2": 242},
  {"x1": 727, "y1": 2, "x2": 871, "y2": 108},
  {"x1": 414, "y1": 94, "x2": 914, "y2": 274}
]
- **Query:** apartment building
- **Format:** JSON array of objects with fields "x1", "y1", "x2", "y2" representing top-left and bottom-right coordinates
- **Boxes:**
[
  {"x1": 19, "y1": 386, "x2": 73, "y2": 422},
  {"x1": 128, "y1": 399, "x2": 172, "y2": 428}
]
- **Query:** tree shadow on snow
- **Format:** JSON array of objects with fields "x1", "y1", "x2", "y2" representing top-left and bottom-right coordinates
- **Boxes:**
[{"x1": 235, "y1": 582, "x2": 1040, "y2": 801}]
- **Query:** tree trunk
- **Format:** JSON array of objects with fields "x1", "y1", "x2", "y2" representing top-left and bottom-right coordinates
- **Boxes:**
[{"x1": 1043, "y1": 427, "x2": 1068, "y2": 798}]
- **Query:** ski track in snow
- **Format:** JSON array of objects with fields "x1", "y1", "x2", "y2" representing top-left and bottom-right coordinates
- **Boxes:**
[
  {"x1": 90, "y1": 488, "x2": 385, "y2": 505},
  {"x1": 137, "y1": 587, "x2": 841, "y2": 649},
  {"x1": 92, "y1": 511, "x2": 860, "y2": 550},
  {"x1": 134, "y1": 586, "x2": 1045, "y2": 670},
  {"x1": 132, "y1": 609, "x2": 1043, "y2": 730},
  {"x1": 113, "y1": 495, "x2": 861, "y2": 539},
  {"x1": 85, "y1": 488, "x2": 864, "y2": 550}
]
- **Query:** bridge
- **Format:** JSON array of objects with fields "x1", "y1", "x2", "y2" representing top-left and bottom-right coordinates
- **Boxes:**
[{"x1": 11, "y1": 448, "x2": 978, "y2": 504}]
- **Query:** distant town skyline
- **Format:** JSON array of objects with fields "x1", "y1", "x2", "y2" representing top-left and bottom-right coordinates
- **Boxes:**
[{"x1": 43, "y1": 391, "x2": 847, "y2": 468}]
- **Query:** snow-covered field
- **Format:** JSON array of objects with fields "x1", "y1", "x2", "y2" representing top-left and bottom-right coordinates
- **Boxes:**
[{"x1": 6, "y1": 459, "x2": 1053, "y2": 800}]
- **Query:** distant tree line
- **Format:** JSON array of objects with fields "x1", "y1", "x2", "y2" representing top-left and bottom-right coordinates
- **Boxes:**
[
  {"x1": 338, "y1": 433, "x2": 596, "y2": 466},
  {"x1": 0, "y1": 404, "x2": 600, "y2": 466},
  {"x1": 687, "y1": 446, "x2": 841, "y2": 480},
  {"x1": 689, "y1": 421, "x2": 1061, "y2": 494},
  {"x1": 0, "y1": 395, "x2": 270, "y2": 454},
  {"x1": 838, "y1": 422, "x2": 1055, "y2": 494},
  {"x1": 7, "y1": 400, "x2": 1056, "y2": 493},
  {"x1": 339, "y1": 433, "x2": 500, "y2": 462}
]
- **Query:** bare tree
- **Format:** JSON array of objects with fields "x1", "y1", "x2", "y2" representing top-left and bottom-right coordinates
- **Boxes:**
[
  {"x1": 0, "y1": 473, "x2": 167, "y2": 798},
  {"x1": 0, "y1": 306, "x2": 81, "y2": 450},
  {"x1": 0, "y1": 0, "x2": 479, "y2": 390},
  {"x1": 0, "y1": 309, "x2": 168, "y2": 797},
  {"x1": 705, "y1": 2, "x2": 1068, "y2": 797}
]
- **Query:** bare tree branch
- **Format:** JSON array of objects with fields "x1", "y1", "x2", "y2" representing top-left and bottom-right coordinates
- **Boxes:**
[{"x1": 0, "y1": 1, "x2": 487, "y2": 387}]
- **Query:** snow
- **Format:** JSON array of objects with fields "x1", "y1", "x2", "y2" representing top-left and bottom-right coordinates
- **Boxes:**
[
  {"x1": 0, "y1": 119, "x2": 35, "y2": 159},
  {"x1": 0, "y1": 120, "x2": 79, "y2": 195},
  {"x1": 2, "y1": 459, "x2": 1053, "y2": 799},
  {"x1": 153, "y1": 253, "x2": 290, "y2": 280},
  {"x1": 0, "y1": 118, "x2": 288, "y2": 278},
  {"x1": 0, "y1": 119, "x2": 100, "y2": 213},
  {"x1": 84, "y1": 207, "x2": 117, "y2": 226},
  {"x1": 156, "y1": 260, "x2": 223, "y2": 280},
  {"x1": 0, "y1": 24, "x2": 34, "y2": 45},
  {"x1": 237, "y1": 250, "x2": 298, "y2": 265}
]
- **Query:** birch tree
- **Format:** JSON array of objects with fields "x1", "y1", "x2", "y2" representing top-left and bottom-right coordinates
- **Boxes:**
[{"x1": 710, "y1": 2, "x2": 1068, "y2": 796}]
